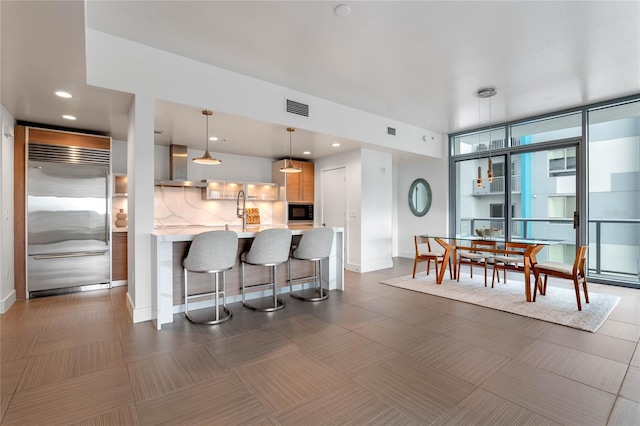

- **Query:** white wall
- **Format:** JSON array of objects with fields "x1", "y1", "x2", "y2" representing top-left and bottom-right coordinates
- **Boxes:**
[
  {"x1": 85, "y1": 29, "x2": 442, "y2": 159},
  {"x1": 360, "y1": 149, "x2": 394, "y2": 272},
  {"x1": 112, "y1": 139, "x2": 127, "y2": 174},
  {"x1": 0, "y1": 106, "x2": 16, "y2": 313},
  {"x1": 396, "y1": 157, "x2": 449, "y2": 260}
]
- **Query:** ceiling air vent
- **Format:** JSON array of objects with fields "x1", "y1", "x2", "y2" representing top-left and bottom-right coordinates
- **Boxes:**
[
  {"x1": 387, "y1": 127, "x2": 396, "y2": 136},
  {"x1": 286, "y1": 99, "x2": 309, "y2": 117}
]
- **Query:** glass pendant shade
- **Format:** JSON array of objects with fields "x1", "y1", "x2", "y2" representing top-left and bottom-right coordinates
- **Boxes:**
[
  {"x1": 477, "y1": 166, "x2": 483, "y2": 188},
  {"x1": 280, "y1": 127, "x2": 301, "y2": 173},
  {"x1": 193, "y1": 110, "x2": 222, "y2": 165},
  {"x1": 487, "y1": 157, "x2": 494, "y2": 183}
]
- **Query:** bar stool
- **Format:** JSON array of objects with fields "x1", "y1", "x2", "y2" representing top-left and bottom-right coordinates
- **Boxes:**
[
  {"x1": 240, "y1": 228, "x2": 292, "y2": 312},
  {"x1": 288, "y1": 227, "x2": 334, "y2": 301},
  {"x1": 183, "y1": 230, "x2": 238, "y2": 325}
]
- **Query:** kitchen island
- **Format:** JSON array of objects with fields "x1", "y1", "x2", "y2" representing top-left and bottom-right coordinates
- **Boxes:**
[{"x1": 151, "y1": 225, "x2": 344, "y2": 329}]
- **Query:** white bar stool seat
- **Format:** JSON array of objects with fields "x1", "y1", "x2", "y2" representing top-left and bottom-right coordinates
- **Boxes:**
[
  {"x1": 288, "y1": 227, "x2": 334, "y2": 302},
  {"x1": 240, "y1": 228, "x2": 292, "y2": 312},
  {"x1": 183, "y1": 230, "x2": 238, "y2": 325}
]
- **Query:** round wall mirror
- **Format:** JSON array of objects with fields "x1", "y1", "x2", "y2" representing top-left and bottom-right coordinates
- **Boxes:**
[{"x1": 408, "y1": 178, "x2": 432, "y2": 217}]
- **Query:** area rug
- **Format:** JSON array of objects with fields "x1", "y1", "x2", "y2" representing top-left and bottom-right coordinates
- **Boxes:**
[{"x1": 380, "y1": 273, "x2": 620, "y2": 332}]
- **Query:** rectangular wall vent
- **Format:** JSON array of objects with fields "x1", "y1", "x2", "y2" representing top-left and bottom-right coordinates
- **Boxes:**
[
  {"x1": 387, "y1": 127, "x2": 396, "y2": 136},
  {"x1": 286, "y1": 99, "x2": 309, "y2": 117}
]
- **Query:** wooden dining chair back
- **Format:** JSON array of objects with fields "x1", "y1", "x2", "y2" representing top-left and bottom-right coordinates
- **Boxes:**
[
  {"x1": 491, "y1": 242, "x2": 530, "y2": 288},
  {"x1": 412, "y1": 235, "x2": 452, "y2": 279},
  {"x1": 533, "y1": 245, "x2": 589, "y2": 310},
  {"x1": 456, "y1": 240, "x2": 497, "y2": 286}
]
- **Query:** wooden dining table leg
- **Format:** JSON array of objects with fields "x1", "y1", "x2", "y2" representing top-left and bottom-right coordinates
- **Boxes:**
[
  {"x1": 434, "y1": 238, "x2": 451, "y2": 284},
  {"x1": 523, "y1": 256, "x2": 532, "y2": 302}
]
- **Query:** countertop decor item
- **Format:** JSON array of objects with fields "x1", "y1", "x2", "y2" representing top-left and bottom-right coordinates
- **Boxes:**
[
  {"x1": 115, "y1": 209, "x2": 128, "y2": 228},
  {"x1": 246, "y1": 208, "x2": 260, "y2": 224}
]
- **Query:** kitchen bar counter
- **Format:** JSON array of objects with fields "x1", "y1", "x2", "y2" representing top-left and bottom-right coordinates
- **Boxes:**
[{"x1": 151, "y1": 225, "x2": 344, "y2": 329}]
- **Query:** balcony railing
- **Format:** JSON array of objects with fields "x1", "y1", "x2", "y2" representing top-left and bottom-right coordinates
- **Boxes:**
[
  {"x1": 459, "y1": 217, "x2": 640, "y2": 286},
  {"x1": 471, "y1": 175, "x2": 521, "y2": 195}
]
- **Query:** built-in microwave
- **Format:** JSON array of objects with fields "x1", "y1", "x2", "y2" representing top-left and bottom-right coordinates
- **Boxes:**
[{"x1": 288, "y1": 203, "x2": 314, "y2": 222}]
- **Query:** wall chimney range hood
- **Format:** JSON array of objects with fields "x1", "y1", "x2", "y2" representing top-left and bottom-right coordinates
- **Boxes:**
[{"x1": 155, "y1": 145, "x2": 206, "y2": 187}]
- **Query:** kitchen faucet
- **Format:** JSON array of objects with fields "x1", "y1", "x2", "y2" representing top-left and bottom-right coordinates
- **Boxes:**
[{"x1": 236, "y1": 189, "x2": 246, "y2": 230}]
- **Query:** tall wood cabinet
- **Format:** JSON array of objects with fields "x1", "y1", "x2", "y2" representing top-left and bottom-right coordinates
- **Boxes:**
[
  {"x1": 111, "y1": 232, "x2": 128, "y2": 283},
  {"x1": 272, "y1": 160, "x2": 314, "y2": 203}
]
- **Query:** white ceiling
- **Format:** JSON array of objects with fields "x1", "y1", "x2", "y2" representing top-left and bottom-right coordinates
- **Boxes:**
[{"x1": 2, "y1": 1, "x2": 639, "y2": 162}]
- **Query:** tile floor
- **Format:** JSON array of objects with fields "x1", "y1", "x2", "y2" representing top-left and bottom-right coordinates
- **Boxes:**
[{"x1": 1, "y1": 257, "x2": 639, "y2": 425}]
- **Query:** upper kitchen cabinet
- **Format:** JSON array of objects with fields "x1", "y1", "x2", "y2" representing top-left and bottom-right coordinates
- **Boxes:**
[
  {"x1": 112, "y1": 174, "x2": 127, "y2": 197},
  {"x1": 246, "y1": 182, "x2": 278, "y2": 201},
  {"x1": 202, "y1": 180, "x2": 244, "y2": 200},
  {"x1": 272, "y1": 160, "x2": 315, "y2": 203}
]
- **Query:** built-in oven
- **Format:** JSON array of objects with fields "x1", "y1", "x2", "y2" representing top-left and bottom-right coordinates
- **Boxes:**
[{"x1": 288, "y1": 203, "x2": 314, "y2": 223}]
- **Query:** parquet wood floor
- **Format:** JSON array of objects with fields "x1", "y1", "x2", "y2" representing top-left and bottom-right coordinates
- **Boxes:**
[{"x1": 1, "y1": 258, "x2": 639, "y2": 425}]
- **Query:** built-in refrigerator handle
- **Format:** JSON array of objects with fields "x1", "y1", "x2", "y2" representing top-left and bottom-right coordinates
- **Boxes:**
[
  {"x1": 34, "y1": 252, "x2": 108, "y2": 260},
  {"x1": 105, "y1": 170, "x2": 110, "y2": 244}
]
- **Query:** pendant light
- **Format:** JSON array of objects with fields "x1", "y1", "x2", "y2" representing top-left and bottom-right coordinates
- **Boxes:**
[
  {"x1": 280, "y1": 127, "x2": 301, "y2": 173},
  {"x1": 192, "y1": 110, "x2": 222, "y2": 165},
  {"x1": 477, "y1": 88, "x2": 497, "y2": 185}
]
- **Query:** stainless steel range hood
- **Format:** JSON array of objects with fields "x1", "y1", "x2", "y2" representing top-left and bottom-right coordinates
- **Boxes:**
[{"x1": 155, "y1": 144, "x2": 205, "y2": 187}]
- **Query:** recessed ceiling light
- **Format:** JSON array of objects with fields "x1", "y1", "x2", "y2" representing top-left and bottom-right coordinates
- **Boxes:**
[
  {"x1": 62, "y1": 115, "x2": 76, "y2": 120},
  {"x1": 331, "y1": 143, "x2": 341, "y2": 147},
  {"x1": 209, "y1": 136, "x2": 218, "y2": 141},
  {"x1": 55, "y1": 91, "x2": 72, "y2": 98},
  {"x1": 303, "y1": 151, "x2": 311, "y2": 155}
]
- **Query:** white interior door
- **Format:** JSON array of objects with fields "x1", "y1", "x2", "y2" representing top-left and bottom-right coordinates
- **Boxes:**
[{"x1": 321, "y1": 167, "x2": 346, "y2": 228}]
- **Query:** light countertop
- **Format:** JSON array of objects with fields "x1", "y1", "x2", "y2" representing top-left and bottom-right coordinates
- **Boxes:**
[{"x1": 152, "y1": 224, "x2": 341, "y2": 242}]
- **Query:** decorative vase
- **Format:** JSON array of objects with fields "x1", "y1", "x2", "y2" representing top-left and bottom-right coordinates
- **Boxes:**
[{"x1": 115, "y1": 209, "x2": 128, "y2": 228}]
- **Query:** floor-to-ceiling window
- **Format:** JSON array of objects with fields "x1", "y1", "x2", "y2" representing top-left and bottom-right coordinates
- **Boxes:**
[
  {"x1": 587, "y1": 100, "x2": 640, "y2": 284},
  {"x1": 450, "y1": 95, "x2": 640, "y2": 288}
]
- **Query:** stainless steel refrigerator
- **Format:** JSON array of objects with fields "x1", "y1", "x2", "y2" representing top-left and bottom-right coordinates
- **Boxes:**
[{"x1": 27, "y1": 143, "x2": 111, "y2": 298}]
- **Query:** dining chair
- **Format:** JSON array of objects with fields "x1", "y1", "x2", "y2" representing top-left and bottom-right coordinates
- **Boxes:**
[
  {"x1": 533, "y1": 245, "x2": 589, "y2": 311},
  {"x1": 412, "y1": 235, "x2": 452, "y2": 279},
  {"x1": 491, "y1": 242, "x2": 531, "y2": 287},
  {"x1": 456, "y1": 240, "x2": 497, "y2": 286}
]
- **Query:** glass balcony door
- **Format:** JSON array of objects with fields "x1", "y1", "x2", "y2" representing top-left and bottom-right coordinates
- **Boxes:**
[{"x1": 510, "y1": 143, "x2": 578, "y2": 264}]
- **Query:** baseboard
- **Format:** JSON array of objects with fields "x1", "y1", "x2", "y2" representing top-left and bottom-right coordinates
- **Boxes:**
[
  {"x1": 360, "y1": 260, "x2": 394, "y2": 273},
  {"x1": 0, "y1": 289, "x2": 16, "y2": 314},
  {"x1": 124, "y1": 291, "x2": 157, "y2": 325}
]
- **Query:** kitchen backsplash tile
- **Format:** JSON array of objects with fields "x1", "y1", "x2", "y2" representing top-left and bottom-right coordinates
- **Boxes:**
[{"x1": 154, "y1": 186, "x2": 274, "y2": 227}]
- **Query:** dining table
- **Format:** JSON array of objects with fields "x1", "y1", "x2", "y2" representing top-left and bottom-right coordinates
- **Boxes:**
[{"x1": 424, "y1": 235, "x2": 556, "y2": 302}]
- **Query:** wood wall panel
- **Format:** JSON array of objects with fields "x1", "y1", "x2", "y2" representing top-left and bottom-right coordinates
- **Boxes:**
[
  {"x1": 112, "y1": 233, "x2": 128, "y2": 281},
  {"x1": 28, "y1": 128, "x2": 110, "y2": 150},
  {"x1": 13, "y1": 126, "x2": 26, "y2": 300}
]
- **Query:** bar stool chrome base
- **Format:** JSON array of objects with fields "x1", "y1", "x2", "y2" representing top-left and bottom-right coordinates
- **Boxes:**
[
  {"x1": 289, "y1": 285, "x2": 329, "y2": 302},
  {"x1": 289, "y1": 259, "x2": 329, "y2": 302},
  {"x1": 242, "y1": 298, "x2": 285, "y2": 312},
  {"x1": 185, "y1": 305, "x2": 232, "y2": 325},
  {"x1": 241, "y1": 260, "x2": 286, "y2": 312},
  {"x1": 184, "y1": 269, "x2": 233, "y2": 325}
]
